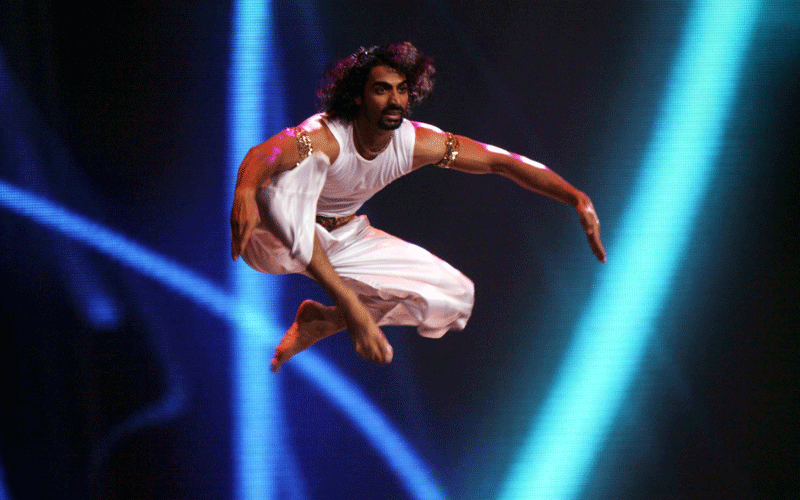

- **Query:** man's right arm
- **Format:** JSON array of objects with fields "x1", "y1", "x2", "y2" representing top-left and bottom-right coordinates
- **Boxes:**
[
  {"x1": 230, "y1": 128, "x2": 300, "y2": 261},
  {"x1": 231, "y1": 116, "x2": 341, "y2": 260}
]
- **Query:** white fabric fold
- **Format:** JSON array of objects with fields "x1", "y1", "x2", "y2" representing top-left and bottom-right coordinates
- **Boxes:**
[
  {"x1": 240, "y1": 151, "x2": 474, "y2": 337},
  {"x1": 242, "y1": 151, "x2": 329, "y2": 273},
  {"x1": 317, "y1": 216, "x2": 474, "y2": 338}
]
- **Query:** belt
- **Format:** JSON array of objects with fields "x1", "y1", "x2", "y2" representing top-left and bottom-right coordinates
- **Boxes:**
[{"x1": 316, "y1": 214, "x2": 355, "y2": 231}]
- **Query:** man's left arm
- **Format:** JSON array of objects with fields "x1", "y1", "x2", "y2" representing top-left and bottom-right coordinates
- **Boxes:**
[{"x1": 412, "y1": 124, "x2": 606, "y2": 263}]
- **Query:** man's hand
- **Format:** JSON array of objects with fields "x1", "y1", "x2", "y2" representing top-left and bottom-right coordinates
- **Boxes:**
[
  {"x1": 575, "y1": 196, "x2": 607, "y2": 263},
  {"x1": 230, "y1": 187, "x2": 260, "y2": 261}
]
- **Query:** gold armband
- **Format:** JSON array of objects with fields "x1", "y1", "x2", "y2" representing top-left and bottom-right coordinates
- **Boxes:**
[
  {"x1": 435, "y1": 132, "x2": 459, "y2": 168},
  {"x1": 294, "y1": 127, "x2": 313, "y2": 165}
]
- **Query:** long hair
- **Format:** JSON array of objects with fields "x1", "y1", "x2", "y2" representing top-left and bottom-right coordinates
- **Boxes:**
[{"x1": 316, "y1": 42, "x2": 435, "y2": 122}]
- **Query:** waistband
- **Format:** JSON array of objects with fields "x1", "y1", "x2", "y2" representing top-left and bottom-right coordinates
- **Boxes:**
[{"x1": 316, "y1": 214, "x2": 355, "y2": 232}]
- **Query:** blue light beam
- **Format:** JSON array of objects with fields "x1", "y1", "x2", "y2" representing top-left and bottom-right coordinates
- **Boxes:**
[
  {"x1": 228, "y1": 1, "x2": 286, "y2": 499},
  {"x1": 0, "y1": 179, "x2": 448, "y2": 500},
  {"x1": 0, "y1": 50, "x2": 121, "y2": 331},
  {"x1": 500, "y1": 1, "x2": 760, "y2": 499}
]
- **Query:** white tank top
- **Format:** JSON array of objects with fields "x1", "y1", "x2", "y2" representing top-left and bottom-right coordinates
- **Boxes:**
[{"x1": 316, "y1": 115, "x2": 415, "y2": 217}]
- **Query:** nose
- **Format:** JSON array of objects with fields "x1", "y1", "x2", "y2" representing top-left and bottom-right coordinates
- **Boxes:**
[{"x1": 388, "y1": 90, "x2": 400, "y2": 105}]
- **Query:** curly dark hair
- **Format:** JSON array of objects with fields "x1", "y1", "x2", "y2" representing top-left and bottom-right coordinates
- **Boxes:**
[{"x1": 316, "y1": 42, "x2": 435, "y2": 122}]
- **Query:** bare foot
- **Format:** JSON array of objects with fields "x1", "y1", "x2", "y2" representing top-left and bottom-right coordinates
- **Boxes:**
[
  {"x1": 350, "y1": 328, "x2": 394, "y2": 365},
  {"x1": 271, "y1": 300, "x2": 343, "y2": 373},
  {"x1": 343, "y1": 304, "x2": 394, "y2": 365}
]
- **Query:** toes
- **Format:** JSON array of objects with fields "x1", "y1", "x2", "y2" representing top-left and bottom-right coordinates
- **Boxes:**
[
  {"x1": 355, "y1": 342, "x2": 367, "y2": 361},
  {"x1": 383, "y1": 344, "x2": 394, "y2": 364},
  {"x1": 270, "y1": 348, "x2": 286, "y2": 372},
  {"x1": 352, "y1": 333, "x2": 394, "y2": 365},
  {"x1": 378, "y1": 333, "x2": 393, "y2": 364}
]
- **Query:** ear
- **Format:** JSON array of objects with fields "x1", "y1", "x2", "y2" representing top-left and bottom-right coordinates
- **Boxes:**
[{"x1": 354, "y1": 95, "x2": 362, "y2": 106}]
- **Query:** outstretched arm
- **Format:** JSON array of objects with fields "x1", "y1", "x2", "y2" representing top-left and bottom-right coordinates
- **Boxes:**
[{"x1": 412, "y1": 124, "x2": 606, "y2": 262}]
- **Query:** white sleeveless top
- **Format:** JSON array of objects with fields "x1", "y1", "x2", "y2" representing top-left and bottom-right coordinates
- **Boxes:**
[{"x1": 316, "y1": 115, "x2": 416, "y2": 217}]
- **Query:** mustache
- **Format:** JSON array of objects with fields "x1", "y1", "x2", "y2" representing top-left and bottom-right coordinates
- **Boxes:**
[{"x1": 382, "y1": 105, "x2": 405, "y2": 114}]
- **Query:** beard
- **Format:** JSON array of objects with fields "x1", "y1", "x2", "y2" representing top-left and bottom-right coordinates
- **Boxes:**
[{"x1": 376, "y1": 105, "x2": 406, "y2": 130}]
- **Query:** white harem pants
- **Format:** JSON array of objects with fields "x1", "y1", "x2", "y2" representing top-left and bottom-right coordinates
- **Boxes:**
[{"x1": 240, "y1": 153, "x2": 474, "y2": 338}]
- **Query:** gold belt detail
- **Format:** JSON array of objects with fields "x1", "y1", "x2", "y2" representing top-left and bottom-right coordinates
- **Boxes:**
[{"x1": 316, "y1": 214, "x2": 355, "y2": 231}]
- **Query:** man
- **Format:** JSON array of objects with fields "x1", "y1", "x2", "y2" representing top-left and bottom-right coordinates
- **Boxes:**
[{"x1": 230, "y1": 42, "x2": 606, "y2": 373}]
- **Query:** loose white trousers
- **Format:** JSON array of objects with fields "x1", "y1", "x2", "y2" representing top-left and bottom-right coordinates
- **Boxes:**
[{"x1": 241, "y1": 153, "x2": 474, "y2": 338}]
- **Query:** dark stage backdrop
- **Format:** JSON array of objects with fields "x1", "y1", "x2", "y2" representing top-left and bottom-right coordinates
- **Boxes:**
[{"x1": 0, "y1": 1, "x2": 797, "y2": 500}]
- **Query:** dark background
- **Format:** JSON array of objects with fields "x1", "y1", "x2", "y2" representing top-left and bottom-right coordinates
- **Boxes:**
[{"x1": 1, "y1": 1, "x2": 797, "y2": 499}]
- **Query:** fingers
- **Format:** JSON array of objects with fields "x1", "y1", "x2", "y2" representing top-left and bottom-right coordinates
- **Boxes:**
[
  {"x1": 583, "y1": 219, "x2": 606, "y2": 263},
  {"x1": 230, "y1": 227, "x2": 248, "y2": 261},
  {"x1": 576, "y1": 200, "x2": 607, "y2": 263},
  {"x1": 230, "y1": 195, "x2": 259, "y2": 260},
  {"x1": 231, "y1": 228, "x2": 240, "y2": 261},
  {"x1": 230, "y1": 223, "x2": 244, "y2": 261},
  {"x1": 231, "y1": 223, "x2": 254, "y2": 261},
  {"x1": 588, "y1": 231, "x2": 607, "y2": 263},
  {"x1": 230, "y1": 208, "x2": 243, "y2": 260}
]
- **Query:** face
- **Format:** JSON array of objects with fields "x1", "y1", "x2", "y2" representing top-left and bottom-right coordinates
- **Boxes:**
[{"x1": 356, "y1": 65, "x2": 410, "y2": 130}]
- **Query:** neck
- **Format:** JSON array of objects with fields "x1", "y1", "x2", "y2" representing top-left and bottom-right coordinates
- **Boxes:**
[{"x1": 353, "y1": 117, "x2": 393, "y2": 158}]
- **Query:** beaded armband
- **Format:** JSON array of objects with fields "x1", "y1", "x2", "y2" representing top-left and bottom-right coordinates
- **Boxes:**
[
  {"x1": 294, "y1": 127, "x2": 313, "y2": 165},
  {"x1": 435, "y1": 132, "x2": 459, "y2": 168}
]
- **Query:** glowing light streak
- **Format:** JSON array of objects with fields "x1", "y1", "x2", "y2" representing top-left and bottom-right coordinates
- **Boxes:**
[
  {"x1": 0, "y1": 180, "x2": 233, "y2": 317},
  {"x1": 0, "y1": 50, "x2": 121, "y2": 332},
  {"x1": 228, "y1": 1, "x2": 284, "y2": 498},
  {"x1": 294, "y1": 355, "x2": 448, "y2": 500},
  {"x1": 0, "y1": 178, "x2": 447, "y2": 500},
  {"x1": 500, "y1": 1, "x2": 760, "y2": 498}
]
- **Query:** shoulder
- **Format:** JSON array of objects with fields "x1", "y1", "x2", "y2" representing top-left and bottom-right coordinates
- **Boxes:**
[
  {"x1": 293, "y1": 114, "x2": 341, "y2": 162},
  {"x1": 251, "y1": 115, "x2": 341, "y2": 174},
  {"x1": 410, "y1": 120, "x2": 445, "y2": 138}
]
